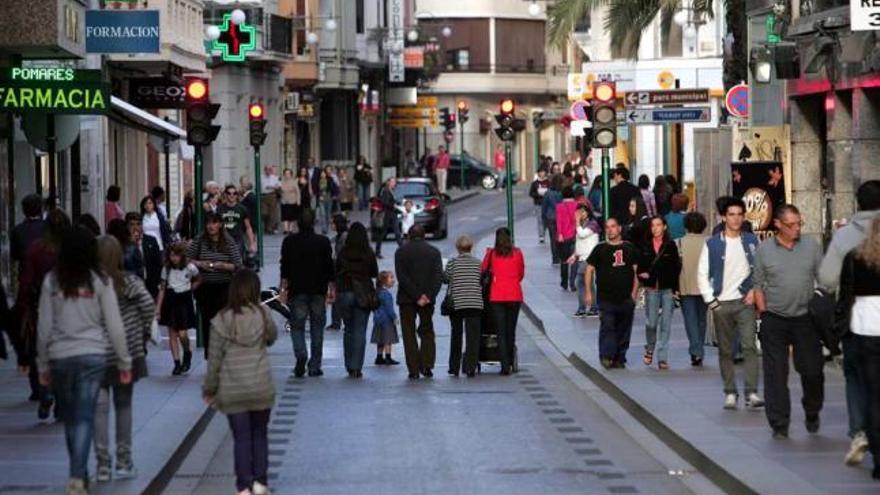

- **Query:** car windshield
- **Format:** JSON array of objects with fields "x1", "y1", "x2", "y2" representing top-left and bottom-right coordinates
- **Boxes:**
[{"x1": 394, "y1": 182, "x2": 433, "y2": 200}]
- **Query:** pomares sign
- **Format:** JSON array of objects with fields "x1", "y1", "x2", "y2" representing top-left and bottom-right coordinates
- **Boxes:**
[{"x1": 0, "y1": 67, "x2": 109, "y2": 114}]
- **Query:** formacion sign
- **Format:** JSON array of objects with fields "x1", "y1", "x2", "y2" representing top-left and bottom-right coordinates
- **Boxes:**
[{"x1": 0, "y1": 67, "x2": 109, "y2": 114}]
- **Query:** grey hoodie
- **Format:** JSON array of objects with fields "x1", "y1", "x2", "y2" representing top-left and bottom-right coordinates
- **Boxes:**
[
  {"x1": 818, "y1": 210, "x2": 880, "y2": 292},
  {"x1": 37, "y1": 271, "x2": 131, "y2": 373},
  {"x1": 203, "y1": 305, "x2": 278, "y2": 414}
]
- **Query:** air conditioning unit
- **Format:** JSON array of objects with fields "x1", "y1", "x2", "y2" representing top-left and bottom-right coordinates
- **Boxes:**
[{"x1": 284, "y1": 92, "x2": 300, "y2": 113}]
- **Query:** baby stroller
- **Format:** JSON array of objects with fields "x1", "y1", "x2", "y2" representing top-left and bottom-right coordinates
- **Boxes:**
[
  {"x1": 261, "y1": 286, "x2": 292, "y2": 332},
  {"x1": 476, "y1": 297, "x2": 518, "y2": 373}
]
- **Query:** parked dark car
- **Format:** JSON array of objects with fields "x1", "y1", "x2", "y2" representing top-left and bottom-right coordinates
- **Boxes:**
[
  {"x1": 370, "y1": 178, "x2": 449, "y2": 240},
  {"x1": 447, "y1": 153, "x2": 518, "y2": 190}
]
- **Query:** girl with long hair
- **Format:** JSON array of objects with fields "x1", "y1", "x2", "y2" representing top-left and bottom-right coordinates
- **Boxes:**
[
  {"x1": 156, "y1": 241, "x2": 201, "y2": 375},
  {"x1": 637, "y1": 216, "x2": 681, "y2": 370},
  {"x1": 93, "y1": 236, "x2": 154, "y2": 482},
  {"x1": 203, "y1": 270, "x2": 277, "y2": 495},
  {"x1": 37, "y1": 227, "x2": 132, "y2": 493},
  {"x1": 335, "y1": 222, "x2": 379, "y2": 378},
  {"x1": 482, "y1": 227, "x2": 525, "y2": 375}
]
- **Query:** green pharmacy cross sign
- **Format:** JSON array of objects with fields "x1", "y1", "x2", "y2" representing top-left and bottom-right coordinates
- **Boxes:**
[{"x1": 212, "y1": 13, "x2": 257, "y2": 62}]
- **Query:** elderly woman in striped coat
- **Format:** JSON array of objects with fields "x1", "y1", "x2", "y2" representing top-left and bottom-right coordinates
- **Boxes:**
[
  {"x1": 94, "y1": 235, "x2": 155, "y2": 482},
  {"x1": 443, "y1": 235, "x2": 484, "y2": 377}
]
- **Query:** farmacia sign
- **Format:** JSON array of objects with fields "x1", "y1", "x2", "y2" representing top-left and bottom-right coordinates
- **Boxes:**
[{"x1": 0, "y1": 67, "x2": 110, "y2": 114}]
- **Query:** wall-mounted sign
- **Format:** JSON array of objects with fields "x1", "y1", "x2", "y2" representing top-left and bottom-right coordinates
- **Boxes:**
[
  {"x1": 0, "y1": 67, "x2": 109, "y2": 114},
  {"x1": 129, "y1": 77, "x2": 185, "y2": 108},
  {"x1": 388, "y1": 0, "x2": 405, "y2": 82},
  {"x1": 212, "y1": 13, "x2": 257, "y2": 62},
  {"x1": 85, "y1": 10, "x2": 160, "y2": 53},
  {"x1": 852, "y1": 0, "x2": 880, "y2": 31},
  {"x1": 403, "y1": 47, "x2": 424, "y2": 69}
]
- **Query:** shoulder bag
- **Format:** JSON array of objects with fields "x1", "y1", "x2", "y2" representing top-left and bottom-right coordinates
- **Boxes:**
[{"x1": 481, "y1": 250, "x2": 495, "y2": 297}]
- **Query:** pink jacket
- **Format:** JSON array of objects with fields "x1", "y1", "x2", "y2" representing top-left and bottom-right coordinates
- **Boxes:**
[{"x1": 555, "y1": 200, "x2": 578, "y2": 242}]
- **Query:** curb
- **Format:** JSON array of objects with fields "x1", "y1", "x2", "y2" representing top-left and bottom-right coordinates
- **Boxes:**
[
  {"x1": 140, "y1": 406, "x2": 217, "y2": 495},
  {"x1": 519, "y1": 301, "x2": 757, "y2": 495}
]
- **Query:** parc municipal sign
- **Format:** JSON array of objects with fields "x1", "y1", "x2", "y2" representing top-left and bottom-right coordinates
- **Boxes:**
[{"x1": 0, "y1": 67, "x2": 110, "y2": 114}]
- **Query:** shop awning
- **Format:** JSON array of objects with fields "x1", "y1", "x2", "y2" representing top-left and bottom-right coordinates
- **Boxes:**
[{"x1": 109, "y1": 96, "x2": 186, "y2": 140}]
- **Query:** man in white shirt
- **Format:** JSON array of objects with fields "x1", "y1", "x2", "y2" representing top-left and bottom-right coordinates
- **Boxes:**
[
  {"x1": 697, "y1": 196, "x2": 764, "y2": 411},
  {"x1": 261, "y1": 165, "x2": 281, "y2": 235}
]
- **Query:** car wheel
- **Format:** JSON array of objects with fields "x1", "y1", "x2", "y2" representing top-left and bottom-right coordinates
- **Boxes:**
[{"x1": 481, "y1": 174, "x2": 498, "y2": 190}]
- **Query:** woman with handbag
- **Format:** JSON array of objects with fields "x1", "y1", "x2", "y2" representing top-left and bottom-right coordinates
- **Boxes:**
[
  {"x1": 637, "y1": 216, "x2": 681, "y2": 370},
  {"x1": 481, "y1": 227, "x2": 525, "y2": 375},
  {"x1": 335, "y1": 222, "x2": 379, "y2": 378},
  {"x1": 839, "y1": 217, "x2": 880, "y2": 480},
  {"x1": 443, "y1": 235, "x2": 483, "y2": 377}
]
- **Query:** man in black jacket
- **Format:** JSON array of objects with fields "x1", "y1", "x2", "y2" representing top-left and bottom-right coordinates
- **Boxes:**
[
  {"x1": 125, "y1": 212, "x2": 163, "y2": 298},
  {"x1": 374, "y1": 178, "x2": 402, "y2": 259},
  {"x1": 280, "y1": 210, "x2": 335, "y2": 377},
  {"x1": 609, "y1": 166, "x2": 644, "y2": 221},
  {"x1": 394, "y1": 225, "x2": 443, "y2": 379}
]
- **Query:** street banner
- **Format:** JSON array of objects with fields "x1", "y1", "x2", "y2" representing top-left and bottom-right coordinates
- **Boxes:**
[
  {"x1": 0, "y1": 67, "x2": 109, "y2": 114},
  {"x1": 730, "y1": 160, "x2": 786, "y2": 237},
  {"x1": 85, "y1": 10, "x2": 160, "y2": 53},
  {"x1": 388, "y1": 0, "x2": 405, "y2": 82},
  {"x1": 128, "y1": 77, "x2": 185, "y2": 108}
]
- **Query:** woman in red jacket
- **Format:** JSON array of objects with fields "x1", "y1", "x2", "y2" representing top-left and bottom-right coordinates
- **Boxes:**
[{"x1": 481, "y1": 227, "x2": 525, "y2": 375}]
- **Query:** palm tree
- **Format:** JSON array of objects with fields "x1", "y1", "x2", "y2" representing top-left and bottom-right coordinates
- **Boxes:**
[{"x1": 547, "y1": 0, "x2": 746, "y2": 90}]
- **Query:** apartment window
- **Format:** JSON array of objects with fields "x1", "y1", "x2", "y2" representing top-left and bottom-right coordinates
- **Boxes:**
[
  {"x1": 494, "y1": 19, "x2": 545, "y2": 73},
  {"x1": 356, "y1": 0, "x2": 364, "y2": 34},
  {"x1": 295, "y1": 0, "x2": 306, "y2": 55},
  {"x1": 421, "y1": 18, "x2": 490, "y2": 72},
  {"x1": 457, "y1": 50, "x2": 469, "y2": 70}
]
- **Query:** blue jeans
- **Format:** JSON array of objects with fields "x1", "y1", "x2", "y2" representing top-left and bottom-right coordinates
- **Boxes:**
[
  {"x1": 680, "y1": 295, "x2": 707, "y2": 359},
  {"x1": 357, "y1": 183, "x2": 370, "y2": 210},
  {"x1": 289, "y1": 294, "x2": 326, "y2": 372},
  {"x1": 227, "y1": 409, "x2": 271, "y2": 492},
  {"x1": 319, "y1": 199, "x2": 334, "y2": 234},
  {"x1": 644, "y1": 289, "x2": 675, "y2": 363},
  {"x1": 575, "y1": 260, "x2": 587, "y2": 312},
  {"x1": 337, "y1": 292, "x2": 370, "y2": 372},
  {"x1": 51, "y1": 354, "x2": 106, "y2": 480},
  {"x1": 598, "y1": 299, "x2": 635, "y2": 364},
  {"x1": 843, "y1": 336, "x2": 868, "y2": 438},
  {"x1": 534, "y1": 205, "x2": 546, "y2": 241}
]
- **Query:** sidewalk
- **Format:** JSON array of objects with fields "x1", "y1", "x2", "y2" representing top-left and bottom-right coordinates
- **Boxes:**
[{"x1": 475, "y1": 215, "x2": 878, "y2": 495}]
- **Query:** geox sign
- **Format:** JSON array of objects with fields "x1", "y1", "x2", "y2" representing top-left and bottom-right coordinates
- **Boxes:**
[
  {"x1": 85, "y1": 10, "x2": 161, "y2": 53},
  {"x1": 0, "y1": 67, "x2": 110, "y2": 114}
]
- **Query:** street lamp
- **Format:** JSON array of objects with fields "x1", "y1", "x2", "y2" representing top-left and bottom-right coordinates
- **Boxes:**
[
  {"x1": 306, "y1": 31, "x2": 319, "y2": 45},
  {"x1": 528, "y1": 1, "x2": 542, "y2": 17},
  {"x1": 441, "y1": 26, "x2": 452, "y2": 38},
  {"x1": 407, "y1": 29, "x2": 419, "y2": 42},
  {"x1": 325, "y1": 18, "x2": 337, "y2": 32}
]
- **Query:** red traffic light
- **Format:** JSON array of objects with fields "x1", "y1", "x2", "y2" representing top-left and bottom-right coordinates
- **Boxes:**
[
  {"x1": 500, "y1": 99, "x2": 515, "y2": 115},
  {"x1": 185, "y1": 78, "x2": 208, "y2": 101},
  {"x1": 593, "y1": 82, "x2": 616, "y2": 103},
  {"x1": 249, "y1": 103, "x2": 264, "y2": 120}
]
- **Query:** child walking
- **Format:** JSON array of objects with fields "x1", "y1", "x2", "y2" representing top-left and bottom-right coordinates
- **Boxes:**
[
  {"x1": 395, "y1": 200, "x2": 416, "y2": 237},
  {"x1": 203, "y1": 270, "x2": 277, "y2": 495},
  {"x1": 155, "y1": 241, "x2": 200, "y2": 375},
  {"x1": 372, "y1": 271, "x2": 400, "y2": 365}
]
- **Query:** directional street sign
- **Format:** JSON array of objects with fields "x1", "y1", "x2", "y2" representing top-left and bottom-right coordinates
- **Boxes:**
[
  {"x1": 625, "y1": 107, "x2": 710, "y2": 125},
  {"x1": 624, "y1": 89, "x2": 709, "y2": 107},
  {"x1": 388, "y1": 106, "x2": 438, "y2": 118}
]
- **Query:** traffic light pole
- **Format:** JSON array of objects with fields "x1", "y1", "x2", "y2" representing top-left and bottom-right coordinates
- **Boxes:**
[
  {"x1": 459, "y1": 122, "x2": 467, "y2": 190},
  {"x1": 505, "y1": 141, "x2": 514, "y2": 243},
  {"x1": 253, "y1": 146, "x2": 263, "y2": 268},
  {"x1": 601, "y1": 148, "x2": 611, "y2": 224},
  {"x1": 195, "y1": 145, "x2": 204, "y2": 235}
]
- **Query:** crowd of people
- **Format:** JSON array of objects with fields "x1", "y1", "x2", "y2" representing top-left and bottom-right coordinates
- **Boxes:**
[
  {"x1": 0, "y1": 154, "x2": 529, "y2": 494},
  {"x1": 530, "y1": 161, "x2": 880, "y2": 480}
]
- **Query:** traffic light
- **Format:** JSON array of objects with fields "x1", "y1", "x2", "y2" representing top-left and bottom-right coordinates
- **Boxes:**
[
  {"x1": 457, "y1": 100, "x2": 470, "y2": 124},
  {"x1": 532, "y1": 110, "x2": 544, "y2": 129},
  {"x1": 591, "y1": 81, "x2": 617, "y2": 149},
  {"x1": 439, "y1": 107, "x2": 455, "y2": 131},
  {"x1": 185, "y1": 78, "x2": 221, "y2": 146},
  {"x1": 495, "y1": 98, "x2": 515, "y2": 141},
  {"x1": 248, "y1": 102, "x2": 267, "y2": 147}
]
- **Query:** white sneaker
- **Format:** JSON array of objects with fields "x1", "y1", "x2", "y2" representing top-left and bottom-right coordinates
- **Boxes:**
[
  {"x1": 723, "y1": 393, "x2": 738, "y2": 410},
  {"x1": 252, "y1": 481, "x2": 271, "y2": 495},
  {"x1": 95, "y1": 464, "x2": 111, "y2": 482},
  {"x1": 114, "y1": 464, "x2": 138, "y2": 480},
  {"x1": 66, "y1": 478, "x2": 89, "y2": 495},
  {"x1": 845, "y1": 432, "x2": 870, "y2": 466},
  {"x1": 746, "y1": 393, "x2": 765, "y2": 409}
]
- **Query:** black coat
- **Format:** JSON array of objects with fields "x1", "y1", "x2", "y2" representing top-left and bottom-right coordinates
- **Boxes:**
[
  {"x1": 637, "y1": 238, "x2": 681, "y2": 292},
  {"x1": 394, "y1": 239, "x2": 443, "y2": 306},
  {"x1": 143, "y1": 236, "x2": 163, "y2": 298},
  {"x1": 280, "y1": 228, "x2": 335, "y2": 295},
  {"x1": 610, "y1": 181, "x2": 644, "y2": 221}
]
